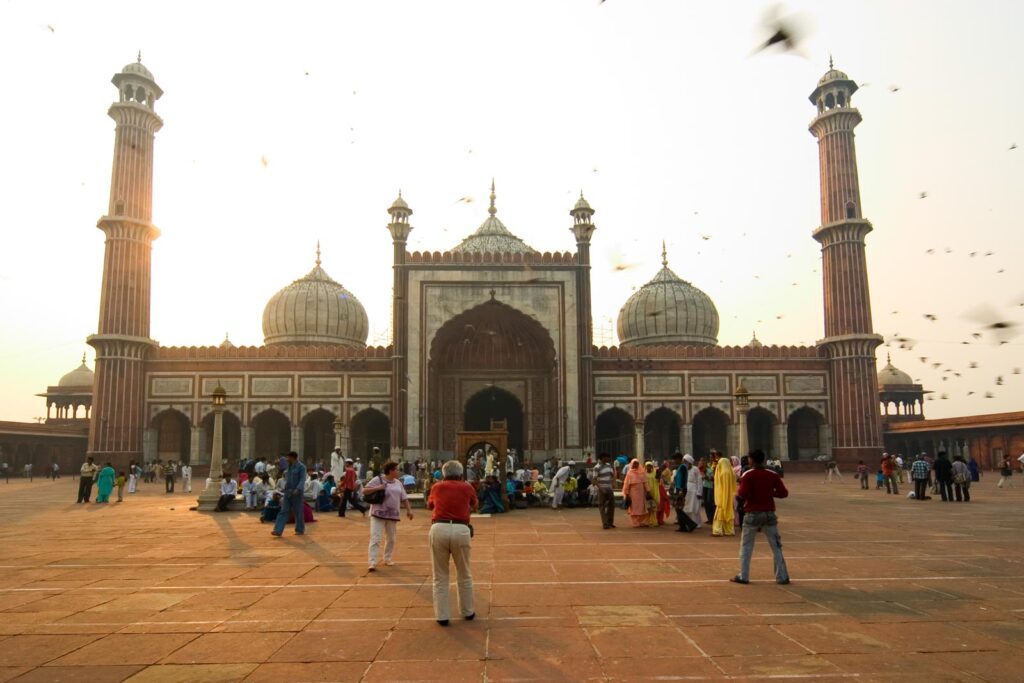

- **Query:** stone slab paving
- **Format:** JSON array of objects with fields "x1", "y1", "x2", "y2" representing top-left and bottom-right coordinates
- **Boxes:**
[{"x1": 0, "y1": 474, "x2": 1021, "y2": 682}]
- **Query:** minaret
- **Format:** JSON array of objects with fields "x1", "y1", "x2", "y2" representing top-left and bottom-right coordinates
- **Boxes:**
[
  {"x1": 808, "y1": 61, "x2": 883, "y2": 464},
  {"x1": 387, "y1": 191, "x2": 413, "y2": 456},
  {"x1": 570, "y1": 192, "x2": 596, "y2": 454},
  {"x1": 86, "y1": 56, "x2": 163, "y2": 469}
]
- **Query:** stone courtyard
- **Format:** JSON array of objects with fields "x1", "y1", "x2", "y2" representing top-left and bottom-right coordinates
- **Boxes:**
[{"x1": 0, "y1": 473, "x2": 1021, "y2": 682}]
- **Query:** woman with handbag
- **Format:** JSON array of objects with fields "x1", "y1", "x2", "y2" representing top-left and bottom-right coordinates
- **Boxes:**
[
  {"x1": 951, "y1": 455, "x2": 971, "y2": 502},
  {"x1": 364, "y1": 461, "x2": 414, "y2": 571},
  {"x1": 622, "y1": 459, "x2": 650, "y2": 528}
]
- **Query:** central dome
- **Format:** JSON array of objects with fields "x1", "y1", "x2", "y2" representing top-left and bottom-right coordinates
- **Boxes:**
[
  {"x1": 262, "y1": 249, "x2": 368, "y2": 347},
  {"x1": 451, "y1": 181, "x2": 537, "y2": 255},
  {"x1": 616, "y1": 245, "x2": 719, "y2": 347}
]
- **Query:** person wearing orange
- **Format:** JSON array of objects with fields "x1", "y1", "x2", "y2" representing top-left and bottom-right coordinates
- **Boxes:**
[{"x1": 621, "y1": 459, "x2": 650, "y2": 528}]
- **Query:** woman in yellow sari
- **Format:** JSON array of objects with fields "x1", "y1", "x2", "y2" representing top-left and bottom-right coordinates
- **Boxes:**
[
  {"x1": 712, "y1": 454, "x2": 737, "y2": 536},
  {"x1": 622, "y1": 459, "x2": 650, "y2": 528},
  {"x1": 645, "y1": 462, "x2": 660, "y2": 527}
]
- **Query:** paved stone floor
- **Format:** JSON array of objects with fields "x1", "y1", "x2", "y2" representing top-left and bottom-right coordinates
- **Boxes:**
[{"x1": 0, "y1": 473, "x2": 1021, "y2": 682}]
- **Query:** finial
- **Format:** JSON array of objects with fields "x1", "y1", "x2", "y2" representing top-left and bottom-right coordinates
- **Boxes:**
[
  {"x1": 661, "y1": 240, "x2": 668, "y2": 267},
  {"x1": 752, "y1": 331, "x2": 758, "y2": 340},
  {"x1": 81, "y1": 352, "x2": 86, "y2": 365},
  {"x1": 580, "y1": 190, "x2": 584, "y2": 199},
  {"x1": 828, "y1": 53, "x2": 834, "y2": 70},
  {"x1": 398, "y1": 188, "x2": 402, "y2": 198},
  {"x1": 224, "y1": 332, "x2": 230, "y2": 342},
  {"x1": 488, "y1": 179, "x2": 497, "y2": 216},
  {"x1": 137, "y1": 50, "x2": 142, "y2": 64},
  {"x1": 315, "y1": 240, "x2": 321, "y2": 267},
  {"x1": 887, "y1": 352, "x2": 891, "y2": 364}
]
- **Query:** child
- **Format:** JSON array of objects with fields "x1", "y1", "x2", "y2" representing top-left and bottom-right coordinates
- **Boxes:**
[
  {"x1": 261, "y1": 491, "x2": 282, "y2": 523},
  {"x1": 875, "y1": 469, "x2": 884, "y2": 489},
  {"x1": 115, "y1": 471, "x2": 127, "y2": 502},
  {"x1": 252, "y1": 475, "x2": 268, "y2": 510},
  {"x1": 241, "y1": 476, "x2": 255, "y2": 510},
  {"x1": 856, "y1": 460, "x2": 868, "y2": 490}
]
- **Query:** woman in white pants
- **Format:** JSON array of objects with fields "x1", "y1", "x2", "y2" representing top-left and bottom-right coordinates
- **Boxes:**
[
  {"x1": 364, "y1": 462, "x2": 413, "y2": 571},
  {"x1": 427, "y1": 460, "x2": 478, "y2": 626},
  {"x1": 180, "y1": 464, "x2": 193, "y2": 493}
]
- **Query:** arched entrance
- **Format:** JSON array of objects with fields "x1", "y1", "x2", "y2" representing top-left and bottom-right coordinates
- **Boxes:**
[
  {"x1": 464, "y1": 388, "x2": 524, "y2": 454},
  {"x1": 252, "y1": 409, "x2": 289, "y2": 460},
  {"x1": 153, "y1": 410, "x2": 191, "y2": 463},
  {"x1": 788, "y1": 407, "x2": 824, "y2": 461},
  {"x1": 645, "y1": 408, "x2": 680, "y2": 459},
  {"x1": 692, "y1": 407, "x2": 729, "y2": 459},
  {"x1": 302, "y1": 409, "x2": 336, "y2": 463},
  {"x1": 596, "y1": 408, "x2": 634, "y2": 459},
  {"x1": 747, "y1": 407, "x2": 775, "y2": 457},
  {"x1": 351, "y1": 408, "x2": 390, "y2": 469},
  {"x1": 428, "y1": 299, "x2": 557, "y2": 455}
]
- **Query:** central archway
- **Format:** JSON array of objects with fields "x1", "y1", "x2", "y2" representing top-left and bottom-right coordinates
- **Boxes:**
[
  {"x1": 464, "y1": 387, "x2": 524, "y2": 453},
  {"x1": 427, "y1": 299, "x2": 557, "y2": 454}
]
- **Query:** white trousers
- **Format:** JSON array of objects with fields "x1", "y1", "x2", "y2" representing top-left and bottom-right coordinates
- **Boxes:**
[
  {"x1": 429, "y1": 522, "x2": 474, "y2": 621},
  {"x1": 552, "y1": 486, "x2": 565, "y2": 509},
  {"x1": 182, "y1": 476, "x2": 192, "y2": 493},
  {"x1": 368, "y1": 516, "x2": 397, "y2": 567},
  {"x1": 128, "y1": 475, "x2": 137, "y2": 494}
]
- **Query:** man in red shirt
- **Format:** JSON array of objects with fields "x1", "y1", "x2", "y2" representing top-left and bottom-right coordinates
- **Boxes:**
[
  {"x1": 731, "y1": 449, "x2": 790, "y2": 585},
  {"x1": 427, "y1": 460, "x2": 479, "y2": 626},
  {"x1": 338, "y1": 459, "x2": 367, "y2": 518}
]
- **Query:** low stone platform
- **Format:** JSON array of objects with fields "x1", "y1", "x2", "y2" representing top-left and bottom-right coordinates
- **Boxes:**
[{"x1": 0, "y1": 474, "x2": 1020, "y2": 682}]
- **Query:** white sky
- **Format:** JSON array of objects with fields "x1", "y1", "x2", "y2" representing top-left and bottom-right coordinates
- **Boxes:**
[{"x1": 1, "y1": 0, "x2": 1021, "y2": 422}]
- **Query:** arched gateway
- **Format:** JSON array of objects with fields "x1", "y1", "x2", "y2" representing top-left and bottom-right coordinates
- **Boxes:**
[{"x1": 427, "y1": 299, "x2": 557, "y2": 456}]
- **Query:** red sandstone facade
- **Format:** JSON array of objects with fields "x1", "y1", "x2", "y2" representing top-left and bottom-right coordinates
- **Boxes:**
[{"x1": 79, "y1": 60, "x2": 889, "y2": 472}]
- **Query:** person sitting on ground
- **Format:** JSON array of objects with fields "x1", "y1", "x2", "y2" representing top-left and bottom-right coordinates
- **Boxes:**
[
  {"x1": 479, "y1": 475, "x2": 505, "y2": 513},
  {"x1": 576, "y1": 469, "x2": 592, "y2": 507},
  {"x1": 533, "y1": 478, "x2": 549, "y2": 504},
  {"x1": 261, "y1": 491, "x2": 282, "y2": 523}
]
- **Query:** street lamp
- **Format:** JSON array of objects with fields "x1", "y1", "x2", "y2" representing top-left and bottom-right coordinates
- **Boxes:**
[
  {"x1": 197, "y1": 381, "x2": 227, "y2": 511},
  {"x1": 734, "y1": 382, "x2": 750, "y2": 458}
]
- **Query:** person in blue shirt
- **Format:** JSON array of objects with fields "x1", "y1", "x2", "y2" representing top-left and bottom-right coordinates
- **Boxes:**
[{"x1": 272, "y1": 451, "x2": 307, "y2": 537}]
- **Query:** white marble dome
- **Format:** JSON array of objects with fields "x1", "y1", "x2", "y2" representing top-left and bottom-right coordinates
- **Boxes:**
[
  {"x1": 262, "y1": 257, "x2": 368, "y2": 347},
  {"x1": 878, "y1": 356, "x2": 914, "y2": 387},
  {"x1": 58, "y1": 356, "x2": 94, "y2": 387},
  {"x1": 617, "y1": 250, "x2": 719, "y2": 347}
]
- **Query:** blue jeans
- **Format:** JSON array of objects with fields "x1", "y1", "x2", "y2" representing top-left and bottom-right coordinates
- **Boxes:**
[
  {"x1": 737, "y1": 511, "x2": 789, "y2": 583},
  {"x1": 273, "y1": 492, "x2": 305, "y2": 535}
]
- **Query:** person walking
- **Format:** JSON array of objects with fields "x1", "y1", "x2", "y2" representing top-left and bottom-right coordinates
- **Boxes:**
[
  {"x1": 594, "y1": 453, "x2": 616, "y2": 529},
  {"x1": 338, "y1": 458, "x2": 367, "y2": 517},
  {"x1": 115, "y1": 471, "x2": 126, "y2": 502},
  {"x1": 881, "y1": 453, "x2": 899, "y2": 495},
  {"x1": 856, "y1": 460, "x2": 869, "y2": 490},
  {"x1": 934, "y1": 451, "x2": 954, "y2": 502},
  {"x1": 77, "y1": 456, "x2": 98, "y2": 503},
  {"x1": 731, "y1": 449, "x2": 790, "y2": 585},
  {"x1": 51, "y1": 462, "x2": 60, "y2": 480},
  {"x1": 911, "y1": 454, "x2": 931, "y2": 500},
  {"x1": 180, "y1": 462, "x2": 192, "y2": 493},
  {"x1": 951, "y1": 455, "x2": 971, "y2": 502},
  {"x1": 1, "y1": 462, "x2": 9, "y2": 483},
  {"x1": 712, "y1": 452, "x2": 737, "y2": 537},
  {"x1": 997, "y1": 456, "x2": 1013, "y2": 488},
  {"x1": 163, "y1": 460, "x2": 176, "y2": 493},
  {"x1": 427, "y1": 459, "x2": 478, "y2": 626},
  {"x1": 272, "y1": 452, "x2": 308, "y2": 536},
  {"x1": 127, "y1": 461, "x2": 138, "y2": 494},
  {"x1": 365, "y1": 461, "x2": 414, "y2": 570},
  {"x1": 621, "y1": 459, "x2": 650, "y2": 527},
  {"x1": 94, "y1": 462, "x2": 115, "y2": 503},
  {"x1": 702, "y1": 453, "x2": 717, "y2": 524},
  {"x1": 968, "y1": 457, "x2": 981, "y2": 483},
  {"x1": 683, "y1": 455, "x2": 703, "y2": 529}
]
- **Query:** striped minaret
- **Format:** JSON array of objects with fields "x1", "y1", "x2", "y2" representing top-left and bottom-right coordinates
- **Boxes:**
[
  {"x1": 87, "y1": 56, "x2": 163, "y2": 469},
  {"x1": 809, "y1": 61, "x2": 884, "y2": 465}
]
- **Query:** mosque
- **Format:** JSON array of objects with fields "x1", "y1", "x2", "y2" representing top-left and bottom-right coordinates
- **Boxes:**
[{"x1": 7, "y1": 58, "x2": 936, "y2": 473}]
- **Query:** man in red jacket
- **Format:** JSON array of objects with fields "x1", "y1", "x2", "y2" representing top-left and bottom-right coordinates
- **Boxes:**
[{"x1": 730, "y1": 449, "x2": 790, "y2": 585}]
